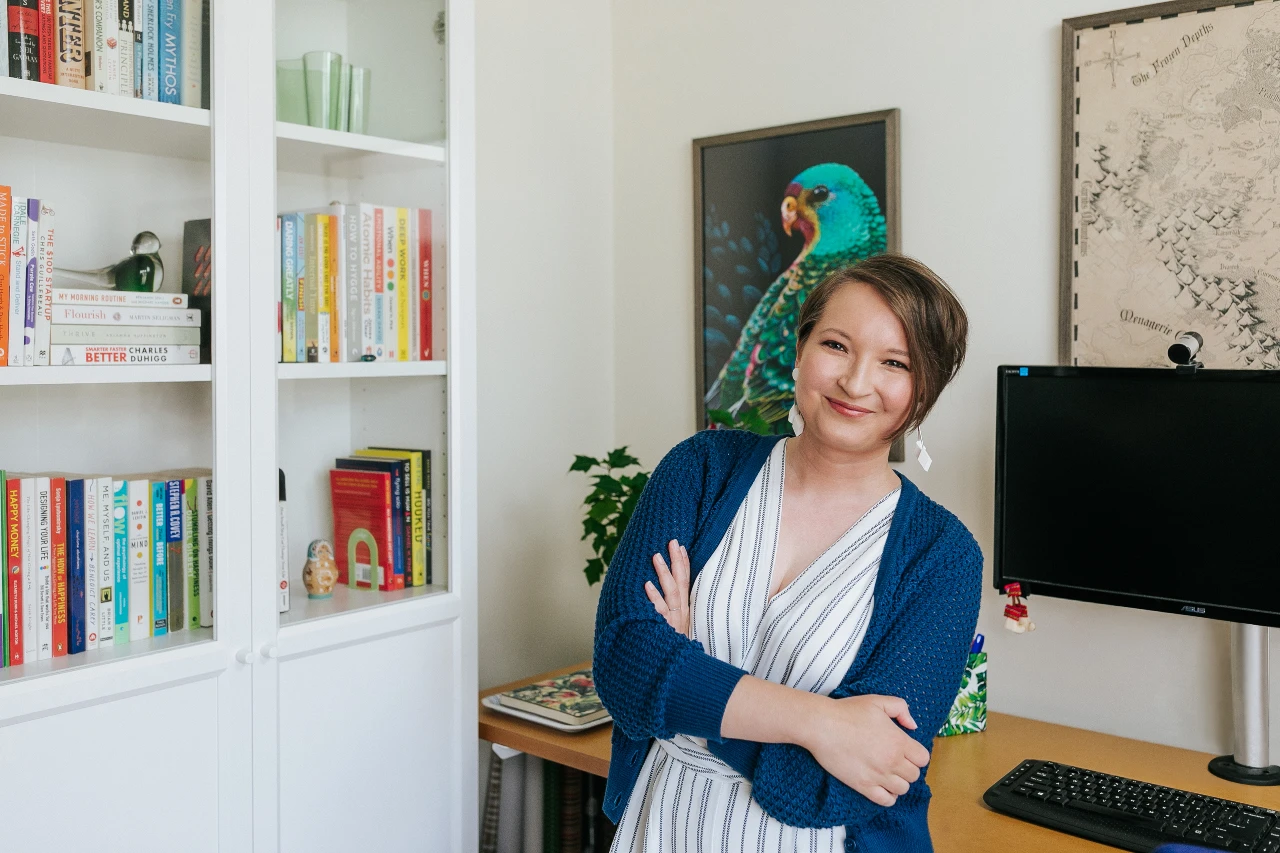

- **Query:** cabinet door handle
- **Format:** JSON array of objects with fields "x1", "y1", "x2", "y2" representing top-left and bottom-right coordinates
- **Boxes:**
[
  {"x1": 235, "y1": 649, "x2": 258, "y2": 665},
  {"x1": 260, "y1": 643, "x2": 279, "y2": 660}
]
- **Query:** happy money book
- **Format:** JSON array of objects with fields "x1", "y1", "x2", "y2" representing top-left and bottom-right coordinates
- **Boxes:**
[{"x1": 497, "y1": 669, "x2": 608, "y2": 727}]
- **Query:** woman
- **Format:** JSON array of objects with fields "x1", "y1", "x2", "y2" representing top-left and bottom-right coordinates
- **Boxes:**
[{"x1": 593, "y1": 253, "x2": 983, "y2": 852}]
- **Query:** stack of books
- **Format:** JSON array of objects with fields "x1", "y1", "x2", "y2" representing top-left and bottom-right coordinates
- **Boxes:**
[
  {"x1": 0, "y1": 190, "x2": 55, "y2": 367},
  {"x1": 328, "y1": 447, "x2": 432, "y2": 590},
  {"x1": 277, "y1": 204, "x2": 436, "y2": 364},
  {"x1": 50, "y1": 288, "x2": 201, "y2": 365},
  {"x1": 0, "y1": 469, "x2": 214, "y2": 668},
  {"x1": 6, "y1": 0, "x2": 209, "y2": 109}
]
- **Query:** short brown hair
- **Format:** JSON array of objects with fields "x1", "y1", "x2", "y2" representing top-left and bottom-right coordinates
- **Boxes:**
[{"x1": 796, "y1": 253, "x2": 968, "y2": 440}]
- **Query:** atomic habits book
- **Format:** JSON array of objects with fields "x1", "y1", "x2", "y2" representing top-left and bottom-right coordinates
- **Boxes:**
[{"x1": 497, "y1": 669, "x2": 608, "y2": 727}]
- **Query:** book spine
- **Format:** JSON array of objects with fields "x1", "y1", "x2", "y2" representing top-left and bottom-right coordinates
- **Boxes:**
[
  {"x1": 127, "y1": 479, "x2": 149, "y2": 640},
  {"x1": 139, "y1": 0, "x2": 155, "y2": 100},
  {"x1": 116, "y1": 0, "x2": 132, "y2": 97},
  {"x1": 398, "y1": 460, "x2": 411, "y2": 588},
  {"x1": 281, "y1": 214, "x2": 297, "y2": 362},
  {"x1": 37, "y1": 0, "x2": 52, "y2": 80},
  {"x1": 390, "y1": 463, "x2": 404, "y2": 590},
  {"x1": 51, "y1": 304, "x2": 201, "y2": 327},
  {"x1": 35, "y1": 476, "x2": 51, "y2": 660},
  {"x1": 178, "y1": 0, "x2": 197, "y2": 106},
  {"x1": 5, "y1": 479, "x2": 22, "y2": 666},
  {"x1": 20, "y1": 479, "x2": 36, "y2": 659},
  {"x1": 396, "y1": 208, "x2": 409, "y2": 362},
  {"x1": 111, "y1": 479, "x2": 127, "y2": 643},
  {"x1": 317, "y1": 214, "x2": 331, "y2": 363},
  {"x1": 327, "y1": 212, "x2": 339, "y2": 363},
  {"x1": 23, "y1": 199, "x2": 38, "y2": 366},
  {"x1": 54, "y1": 0, "x2": 85, "y2": 87},
  {"x1": 276, "y1": 500, "x2": 288, "y2": 613},
  {"x1": 0, "y1": 187, "x2": 10, "y2": 367},
  {"x1": 52, "y1": 288, "x2": 189, "y2": 307},
  {"x1": 156, "y1": 0, "x2": 177, "y2": 103},
  {"x1": 359, "y1": 204, "x2": 374, "y2": 358},
  {"x1": 275, "y1": 217, "x2": 281, "y2": 359},
  {"x1": 67, "y1": 479, "x2": 84, "y2": 654},
  {"x1": 382, "y1": 207, "x2": 397, "y2": 360},
  {"x1": 198, "y1": 475, "x2": 211, "y2": 627},
  {"x1": 181, "y1": 478, "x2": 195, "y2": 627},
  {"x1": 292, "y1": 213, "x2": 304, "y2": 363},
  {"x1": 304, "y1": 213, "x2": 318, "y2": 363},
  {"x1": 418, "y1": 209, "x2": 432, "y2": 360},
  {"x1": 407, "y1": 212, "x2": 418, "y2": 361},
  {"x1": 424, "y1": 451, "x2": 431, "y2": 584},
  {"x1": 411, "y1": 458, "x2": 424, "y2": 587},
  {"x1": 149, "y1": 480, "x2": 166, "y2": 635},
  {"x1": 0, "y1": 471, "x2": 4, "y2": 667},
  {"x1": 166, "y1": 480, "x2": 182, "y2": 630},
  {"x1": 341, "y1": 203, "x2": 363, "y2": 363},
  {"x1": 372, "y1": 205, "x2": 385, "y2": 359},
  {"x1": 52, "y1": 325, "x2": 200, "y2": 345},
  {"x1": 100, "y1": 0, "x2": 117, "y2": 95},
  {"x1": 83, "y1": 475, "x2": 98, "y2": 650},
  {"x1": 7, "y1": 0, "x2": 39, "y2": 79},
  {"x1": 6, "y1": 197, "x2": 25, "y2": 366},
  {"x1": 198, "y1": 0, "x2": 205, "y2": 107},
  {"x1": 51, "y1": 478, "x2": 66, "y2": 656},
  {"x1": 96, "y1": 478, "x2": 112, "y2": 643},
  {"x1": 34, "y1": 201, "x2": 53, "y2": 365},
  {"x1": 131, "y1": 13, "x2": 140, "y2": 96},
  {"x1": 88, "y1": 0, "x2": 102, "y2": 91},
  {"x1": 51, "y1": 345, "x2": 200, "y2": 365}
]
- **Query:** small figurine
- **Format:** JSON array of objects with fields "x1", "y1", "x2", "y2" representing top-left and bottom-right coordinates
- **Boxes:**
[
  {"x1": 53, "y1": 231, "x2": 165, "y2": 292},
  {"x1": 302, "y1": 539, "x2": 339, "y2": 599},
  {"x1": 1003, "y1": 582, "x2": 1036, "y2": 633}
]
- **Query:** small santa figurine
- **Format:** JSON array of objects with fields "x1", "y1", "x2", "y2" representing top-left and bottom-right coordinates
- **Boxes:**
[{"x1": 1003, "y1": 582, "x2": 1036, "y2": 633}]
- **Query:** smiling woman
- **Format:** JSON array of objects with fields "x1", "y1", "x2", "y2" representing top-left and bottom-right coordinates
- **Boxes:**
[{"x1": 594, "y1": 253, "x2": 982, "y2": 852}]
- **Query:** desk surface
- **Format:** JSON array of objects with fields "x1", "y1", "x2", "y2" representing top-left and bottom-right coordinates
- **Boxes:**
[{"x1": 480, "y1": 663, "x2": 1280, "y2": 850}]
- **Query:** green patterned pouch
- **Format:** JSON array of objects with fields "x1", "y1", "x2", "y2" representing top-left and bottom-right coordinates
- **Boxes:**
[{"x1": 938, "y1": 651, "x2": 987, "y2": 737}]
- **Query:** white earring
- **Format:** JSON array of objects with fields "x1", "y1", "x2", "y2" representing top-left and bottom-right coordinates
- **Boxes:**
[
  {"x1": 789, "y1": 367, "x2": 804, "y2": 435},
  {"x1": 915, "y1": 425, "x2": 932, "y2": 472}
]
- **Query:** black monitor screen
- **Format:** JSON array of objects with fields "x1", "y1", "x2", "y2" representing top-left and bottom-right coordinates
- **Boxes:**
[{"x1": 995, "y1": 366, "x2": 1280, "y2": 627}]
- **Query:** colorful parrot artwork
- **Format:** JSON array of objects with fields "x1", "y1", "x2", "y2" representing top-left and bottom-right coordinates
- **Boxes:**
[{"x1": 704, "y1": 163, "x2": 887, "y2": 431}]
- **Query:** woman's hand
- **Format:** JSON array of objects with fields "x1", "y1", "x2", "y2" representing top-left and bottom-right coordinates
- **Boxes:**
[
  {"x1": 798, "y1": 693, "x2": 931, "y2": 807},
  {"x1": 644, "y1": 539, "x2": 691, "y2": 637}
]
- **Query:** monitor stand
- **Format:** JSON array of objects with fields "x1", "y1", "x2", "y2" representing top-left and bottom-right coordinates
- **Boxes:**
[{"x1": 1208, "y1": 623, "x2": 1280, "y2": 785}]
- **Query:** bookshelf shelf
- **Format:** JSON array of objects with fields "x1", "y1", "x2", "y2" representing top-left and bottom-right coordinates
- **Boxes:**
[
  {"x1": 0, "y1": 76, "x2": 209, "y2": 159},
  {"x1": 279, "y1": 582, "x2": 451, "y2": 632},
  {"x1": 276, "y1": 122, "x2": 446, "y2": 175},
  {"x1": 276, "y1": 360, "x2": 447, "y2": 380},
  {"x1": 0, "y1": 628, "x2": 215, "y2": 689},
  {"x1": 0, "y1": 365, "x2": 213, "y2": 386}
]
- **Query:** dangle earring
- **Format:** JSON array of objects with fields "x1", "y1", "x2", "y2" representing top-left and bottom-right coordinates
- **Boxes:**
[
  {"x1": 915, "y1": 424, "x2": 932, "y2": 472},
  {"x1": 787, "y1": 368, "x2": 805, "y2": 435}
]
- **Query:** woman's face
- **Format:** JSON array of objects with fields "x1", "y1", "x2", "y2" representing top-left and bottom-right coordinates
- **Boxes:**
[{"x1": 794, "y1": 282, "x2": 915, "y2": 453}]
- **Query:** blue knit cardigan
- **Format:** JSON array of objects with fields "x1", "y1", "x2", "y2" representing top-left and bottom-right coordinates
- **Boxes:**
[{"x1": 592, "y1": 428, "x2": 983, "y2": 853}]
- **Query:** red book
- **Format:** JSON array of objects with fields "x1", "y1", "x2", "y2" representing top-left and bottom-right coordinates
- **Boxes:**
[
  {"x1": 0, "y1": 186, "x2": 10, "y2": 366},
  {"x1": 373, "y1": 207, "x2": 384, "y2": 356},
  {"x1": 36, "y1": 0, "x2": 52, "y2": 83},
  {"x1": 5, "y1": 478, "x2": 22, "y2": 666},
  {"x1": 329, "y1": 469, "x2": 394, "y2": 591},
  {"x1": 417, "y1": 209, "x2": 432, "y2": 361},
  {"x1": 51, "y1": 477, "x2": 66, "y2": 656}
]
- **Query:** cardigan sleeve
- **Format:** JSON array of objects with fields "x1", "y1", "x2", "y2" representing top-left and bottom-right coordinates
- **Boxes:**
[
  {"x1": 592, "y1": 433, "x2": 750, "y2": 743},
  {"x1": 714, "y1": 526, "x2": 983, "y2": 829}
]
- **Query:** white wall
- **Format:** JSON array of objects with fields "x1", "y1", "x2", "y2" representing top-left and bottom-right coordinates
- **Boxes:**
[
  {"x1": 475, "y1": 0, "x2": 614, "y2": 690},
  {"x1": 611, "y1": 0, "x2": 1265, "y2": 757}
]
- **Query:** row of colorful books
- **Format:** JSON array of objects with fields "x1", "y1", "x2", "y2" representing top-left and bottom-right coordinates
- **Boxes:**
[
  {"x1": 49, "y1": 288, "x2": 200, "y2": 365},
  {"x1": 0, "y1": 469, "x2": 213, "y2": 667},
  {"x1": 6, "y1": 0, "x2": 209, "y2": 109},
  {"x1": 329, "y1": 447, "x2": 433, "y2": 590},
  {"x1": 276, "y1": 205, "x2": 435, "y2": 364}
]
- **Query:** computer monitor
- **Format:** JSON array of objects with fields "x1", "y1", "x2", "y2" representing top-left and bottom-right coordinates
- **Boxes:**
[{"x1": 994, "y1": 365, "x2": 1280, "y2": 629}]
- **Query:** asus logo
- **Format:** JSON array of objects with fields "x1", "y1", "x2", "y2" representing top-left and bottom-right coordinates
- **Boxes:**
[{"x1": 1181, "y1": 606, "x2": 1206, "y2": 615}]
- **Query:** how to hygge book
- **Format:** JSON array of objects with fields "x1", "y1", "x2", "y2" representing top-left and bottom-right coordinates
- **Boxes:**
[{"x1": 496, "y1": 669, "x2": 609, "y2": 728}]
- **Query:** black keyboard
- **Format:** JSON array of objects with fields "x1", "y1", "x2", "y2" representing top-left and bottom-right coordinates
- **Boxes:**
[{"x1": 983, "y1": 759, "x2": 1280, "y2": 851}]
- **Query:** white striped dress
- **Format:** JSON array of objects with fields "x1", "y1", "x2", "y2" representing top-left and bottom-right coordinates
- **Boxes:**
[{"x1": 611, "y1": 437, "x2": 901, "y2": 852}]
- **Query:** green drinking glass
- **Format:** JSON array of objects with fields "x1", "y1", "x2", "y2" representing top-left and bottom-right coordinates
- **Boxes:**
[
  {"x1": 276, "y1": 58, "x2": 307, "y2": 125},
  {"x1": 348, "y1": 67, "x2": 371, "y2": 135},
  {"x1": 303, "y1": 50, "x2": 342, "y2": 130}
]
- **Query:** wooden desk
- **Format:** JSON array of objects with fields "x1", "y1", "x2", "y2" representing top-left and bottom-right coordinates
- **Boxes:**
[{"x1": 480, "y1": 664, "x2": 1280, "y2": 850}]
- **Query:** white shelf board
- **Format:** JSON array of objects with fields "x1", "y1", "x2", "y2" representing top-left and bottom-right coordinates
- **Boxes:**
[
  {"x1": 0, "y1": 628, "x2": 216, "y2": 688},
  {"x1": 276, "y1": 121, "x2": 445, "y2": 174},
  {"x1": 0, "y1": 364, "x2": 212, "y2": 386},
  {"x1": 276, "y1": 360, "x2": 446, "y2": 380},
  {"x1": 0, "y1": 76, "x2": 209, "y2": 160},
  {"x1": 277, "y1": 585, "x2": 455, "y2": 657}
]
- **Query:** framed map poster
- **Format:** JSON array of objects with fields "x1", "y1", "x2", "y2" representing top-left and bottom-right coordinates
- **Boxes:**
[
  {"x1": 693, "y1": 111, "x2": 902, "y2": 459},
  {"x1": 1063, "y1": 1, "x2": 1280, "y2": 368}
]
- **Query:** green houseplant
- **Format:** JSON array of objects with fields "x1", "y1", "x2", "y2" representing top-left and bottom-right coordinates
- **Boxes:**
[{"x1": 570, "y1": 447, "x2": 649, "y2": 585}]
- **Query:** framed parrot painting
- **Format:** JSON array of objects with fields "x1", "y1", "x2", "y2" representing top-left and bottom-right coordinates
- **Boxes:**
[{"x1": 693, "y1": 109, "x2": 902, "y2": 458}]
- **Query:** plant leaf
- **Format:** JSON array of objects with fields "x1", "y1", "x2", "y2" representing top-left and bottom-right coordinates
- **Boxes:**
[
  {"x1": 605, "y1": 447, "x2": 641, "y2": 469},
  {"x1": 588, "y1": 498, "x2": 619, "y2": 521},
  {"x1": 591, "y1": 476, "x2": 625, "y2": 496},
  {"x1": 569, "y1": 454, "x2": 599, "y2": 473},
  {"x1": 584, "y1": 558, "x2": 606, "y2": 586}
]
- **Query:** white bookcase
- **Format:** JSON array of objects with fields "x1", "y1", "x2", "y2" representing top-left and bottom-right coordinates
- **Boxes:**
[{"x1": 0, "y1": 1, "x2": 477, "y2": 851}]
